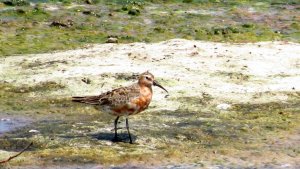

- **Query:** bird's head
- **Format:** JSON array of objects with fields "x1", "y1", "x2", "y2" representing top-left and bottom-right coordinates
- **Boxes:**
[{"x1": 138, "y1": 71, "x2": 168, "y2": 93}]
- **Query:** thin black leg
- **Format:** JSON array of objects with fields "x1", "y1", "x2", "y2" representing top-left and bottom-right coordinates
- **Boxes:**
[
  {"x1": 126, "y1": 118, "x2": 133, "y2": 144},
  {"x1": 113, "y1": 116, "x2": 119, "y2": 142}
]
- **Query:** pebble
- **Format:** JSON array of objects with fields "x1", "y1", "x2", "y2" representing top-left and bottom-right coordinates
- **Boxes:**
[
  {"x1": 216, "y1": 103, "x2": 231, "y2": 110},
  {"x1": 29, "y1": 129, "x2": 40, "y2": 133},
  {"x1": 1, "y1": 118, "x2": 11, "y2": 121},
  {"x1": 106, "y1": 37, "x2": 118, "y2": 43}
]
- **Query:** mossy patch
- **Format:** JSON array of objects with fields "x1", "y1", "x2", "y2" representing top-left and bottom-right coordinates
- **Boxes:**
[
  {"x1": 0, "y1": 1, "x2": 299, "y2": 56},
  {"x1": 7, "y1": 81, "x2": 65, "y2": 93},
  {"x1": 0, "y1": 82, "x2": 69, "y2": 112},
  {"x1": 0, "y1": 82, "x2": 299, "y2": 167},
  {"x1": 212, "y1": 71, "x2": 251, "y2": 84}
]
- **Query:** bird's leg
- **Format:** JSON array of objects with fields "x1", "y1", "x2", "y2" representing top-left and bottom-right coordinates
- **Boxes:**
[
  {"x1": 112, "y1": 116, "x2": 120, "y2": 142},
  {"x1": 126, "y1": 117, "x2": 133, "y2": 144}
]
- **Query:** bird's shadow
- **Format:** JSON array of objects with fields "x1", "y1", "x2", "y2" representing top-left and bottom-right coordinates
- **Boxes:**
[{"x1": 89, "y1": 132, "x2": 137, "y2": 144}]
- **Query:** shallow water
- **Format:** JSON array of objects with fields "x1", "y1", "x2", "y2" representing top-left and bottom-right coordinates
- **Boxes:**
[{"x1": 0, "y1": 115, "x2": 31, "y2": 136}]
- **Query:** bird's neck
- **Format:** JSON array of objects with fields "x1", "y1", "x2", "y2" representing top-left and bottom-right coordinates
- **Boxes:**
[{"x1": 139, "y1": 85, "x2": 153, "y2": 97}]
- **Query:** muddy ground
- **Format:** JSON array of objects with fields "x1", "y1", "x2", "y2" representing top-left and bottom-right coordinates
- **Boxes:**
[{"x1": 0, "y1": 39, "x2": 299, "y2": 168}]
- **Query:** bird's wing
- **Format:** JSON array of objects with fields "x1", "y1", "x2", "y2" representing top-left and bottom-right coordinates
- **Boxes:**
[
  {"x1": 72, "y1": 84, "x2": 140, "y2": 107},
  {"x1": 99, "y1": 83, "x2": 141, "y2": 107}
]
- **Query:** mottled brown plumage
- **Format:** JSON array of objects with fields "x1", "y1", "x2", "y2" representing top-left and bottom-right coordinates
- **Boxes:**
[{"x1": 72, "y1": 71, "x2": 168, "y2": 143}]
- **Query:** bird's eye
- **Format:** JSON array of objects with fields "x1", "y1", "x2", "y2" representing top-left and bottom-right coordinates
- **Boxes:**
[{"x1": 145, "y1": 76, "x2": 151, "y2": 80}]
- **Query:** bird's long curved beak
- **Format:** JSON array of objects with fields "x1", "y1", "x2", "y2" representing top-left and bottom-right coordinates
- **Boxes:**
[{"x1": 153, "y1": 80, "x2": 168, "y2": 93}]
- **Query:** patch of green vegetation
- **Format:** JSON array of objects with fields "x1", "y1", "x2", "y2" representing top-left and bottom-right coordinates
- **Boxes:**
[
  {"x1": 20, "y1": 59, "x2": 68, "y2": 69},
  {"x1": 47, "y1": 0, "x2": 83, "y2": 5},
  {"x1": 120, "y1": 0, "x2": 144, "y2": 16},
  {"x1": 157, "y1": 93, "x2": 300, "y2": 146},
  {"x1": 0, "y1": 82, "x2": 69, "y2": 112},
  {"x1": 0, "y1": 1, "x2": 298, "y2": 56},
  {"x1": 0, "y1": 26, "x2": 108, "y2": 55},
  {"x1": 8, "y1": 81, "x2": 65, "y2": 93},
  {"x1": 212, "y1": 71, "x2": 251, "y2": 84},
  {"x1": 1, "y1": 80, "x2": 300, "y2": 167},
  {"x1": 194, "y1": 23, "x2": 282, "y2": 42}
]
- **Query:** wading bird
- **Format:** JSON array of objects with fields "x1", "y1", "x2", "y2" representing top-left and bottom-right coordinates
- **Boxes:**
[{"x1": 72, "y1": 71, "x2": 168, "y2": 144}]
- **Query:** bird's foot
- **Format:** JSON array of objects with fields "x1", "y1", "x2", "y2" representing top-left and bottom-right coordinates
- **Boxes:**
[
  {"x1": 112, "y1": 137, "x2": 121, "y2": 143},
  {"x1": 112, "y1": 136, "x2": 134, "y2": 144}
]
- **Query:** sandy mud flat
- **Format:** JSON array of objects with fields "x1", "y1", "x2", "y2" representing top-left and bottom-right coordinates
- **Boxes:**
[{"x1": 0, "y1": 39, "x2": 299, "y2": 168}]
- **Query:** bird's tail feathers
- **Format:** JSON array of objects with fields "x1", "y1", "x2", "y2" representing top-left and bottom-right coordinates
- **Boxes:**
[{"x1": 72, "y1": 95, "x2": 100, "y2": 105}]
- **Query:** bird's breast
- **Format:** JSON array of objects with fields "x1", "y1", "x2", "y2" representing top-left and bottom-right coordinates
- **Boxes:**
[
  {"x1": 105, "y1": 86, "x2": 153, "y2": 116},
  {"x1": 135, "y1": 95, "x2": 151, "y2": 111},
  {"x1": 134, "y1": 87, "x2": 152, "y2": 113}
]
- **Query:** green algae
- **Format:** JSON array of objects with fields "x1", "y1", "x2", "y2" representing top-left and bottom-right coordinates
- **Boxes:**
[
  {"x1": 0, "y1": 1, "x2": 299, "y2": 56},
  {"x1": 212, "y1": 71, "x2": 251, "y2": 84},
  {"x1": 8, "y1": 81, "x2": 65, "y2": 93},
  {"x1": 0, "y1": 82, "x2": 68, "y2": 112},
  {"x1": 0, "y1": 83, "x2": 300, "y2": 167}
]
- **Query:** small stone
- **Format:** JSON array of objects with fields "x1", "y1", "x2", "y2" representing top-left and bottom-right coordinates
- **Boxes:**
[
  {"x1": 82, "y1": 11, "x2": 94, "y2": 15},
  {"x1": 29, "y1": 129, "x2": 39, "y2": 133},
  {"x1": 106, "y1": 37, "x2": 118, "y2": 43},
  {"x1": 1, "y1": 118, "x2": 10, "y2": 121},
  {"x1": 128, "y1": 8, "x2": 140, "y2": 15},
  {"x1": 280, "y1": 164, "x2": 291, "y2": 168},
  {"x1": 175, "y1": 134, "x2": 186, "y2": 141},
  {"x1": 16, "y1": 9, "x2": 26, "y2": 14},
  {"x1": 216, "y1": 103, "x2": 231, "y2": 110},
  {"x1": 50, "y1": 19, "x2": 74, "y2": 28},
  {"x1": 104, "y1": 141, "x2": 112, "y2": 146},
  {"x1": 81, "y1": 77, "x2": 91, "y2": 84},
  {"x1": 85, "y1": 0, "x2": 93, "y2": 4}
]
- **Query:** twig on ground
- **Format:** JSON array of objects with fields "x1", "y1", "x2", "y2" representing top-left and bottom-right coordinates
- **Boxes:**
[{"x1": 0, "y1": 142, "x2": 33, "y2": 164}]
